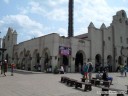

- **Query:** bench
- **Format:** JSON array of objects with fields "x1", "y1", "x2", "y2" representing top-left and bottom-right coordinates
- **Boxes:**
[
  {"x1": 90, "y1": 79, "x2": 95, "y2": 85},
  {"x1": 99, "y1": 86, "x2": 125, "y2": 96},
  {"x1": 75, "y1": 81, "x2": 92, "y2": 91},
  {"x1": 61, "y1": 76, "x2": 70, "y2": 83},
  {"x1": 102, "y1": 81, "x2": 111, "y2": 87},
  {"x1": 66, "y1": 78, "x2": 77, "y2": 86},
  {"x1": 81, "y1": 78, "x2": 87, "y2": 82},
  {"x1": 90, "y1": 79, "x2": 111, "y2": 87},
  {"x1": 90, "y1": 79, "x2": 101, "y2": 86},
  {"x1": 95, "y1": 79, "x2": 101, "y2": 86}
]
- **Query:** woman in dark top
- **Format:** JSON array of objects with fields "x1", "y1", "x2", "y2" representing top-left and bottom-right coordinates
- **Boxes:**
[
  {"x1": 102, "y1": 71, "x2": 108, "y2": 81},
  {"x1": 102, "y1": 70, "x2": 113, "y2": 84},
  {"x1": 3, "y1": 60, "x2": 8, "y2": 76}
]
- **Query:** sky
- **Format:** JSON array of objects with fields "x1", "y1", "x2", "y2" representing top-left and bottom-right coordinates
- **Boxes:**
[{"x1": 0, "y1": 0, "x2": 128, "y2": 43}]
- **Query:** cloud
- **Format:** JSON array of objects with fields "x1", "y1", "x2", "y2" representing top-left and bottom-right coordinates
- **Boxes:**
[
  {"x1": 3, "y1": 0, "x2": 10, "y2": 4},
  {"x1": 0, "y1": 14, "x2": 44, "y2": 42},
  {"x1": 74, "y1": 0, "x2": 113, "y2": 27},
  {"x1": 46, "y1": 8, "x2": 68, "y2": 21},
  {"x1": 1, "y1": 0, "x2": 128, "y2": 42},
  {"x1": 50, "y1": 27, "x2": 67, "y2": 36},
  {"x1": 19, "y1": 1, "x2": 68, "y2": 21},
  {"x1": 19, "y1": 1, "x2": 46, "y2": 15},
  {"x1": 48, "y1": 0, "x2": 68, "y2": 7},
  {"x1": 74, "y1": 0, "x2": 128, "y2": 29}
]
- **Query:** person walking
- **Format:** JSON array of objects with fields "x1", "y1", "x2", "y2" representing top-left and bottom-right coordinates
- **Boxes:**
[
  {"x1": 3, "y1": 60, "x2": 8, "y2": 76},
  {"x1": 11, "y1": 63, "x2": 15, "y2": 76},
  {"x1": 124, "y1": 65, "x2": 127, "y2": 77},
  {"x1": 88, "y1": 62, "x2": 93, "y2": 81}
]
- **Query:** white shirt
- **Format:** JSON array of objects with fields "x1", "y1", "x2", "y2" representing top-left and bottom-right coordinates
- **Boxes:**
[{"x1": 60, "y1": 66, "x2": 64, "y2": 71}]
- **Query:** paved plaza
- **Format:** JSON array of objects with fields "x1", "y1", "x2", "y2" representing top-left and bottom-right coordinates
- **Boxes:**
[{"x1": 0, "y1": 69, "x2": 128, "y2": 96}]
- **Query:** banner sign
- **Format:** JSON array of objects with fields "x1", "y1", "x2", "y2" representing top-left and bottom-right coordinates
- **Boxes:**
[{"x1": 59, "y1": 46, "x2": 71, "y2": 56}]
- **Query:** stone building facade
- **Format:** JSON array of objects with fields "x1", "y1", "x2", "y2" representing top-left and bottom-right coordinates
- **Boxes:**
[{"x1": 2, "y1": 10, "x2": 128, "y2": 72}]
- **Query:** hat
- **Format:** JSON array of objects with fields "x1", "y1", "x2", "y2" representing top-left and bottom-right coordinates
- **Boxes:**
[{"x1": 88, "y1": 62, "x2": 92, "y2": 65}]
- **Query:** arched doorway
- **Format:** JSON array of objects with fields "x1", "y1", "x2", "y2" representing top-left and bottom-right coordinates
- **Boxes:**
[
  {"x1": 44, "y1": 52, "x2": 49, "y2": 71},
  {"x1": 19, "y1": 51, "x2": 23, "y2": 69},
  {"x1": 118, "y1": 56, "x2": 123, "y2": 65},
  {"x1": 62, "y1": 55, "x2": 69, "y2": 72},
  {"x1": 107, "y1": 55, "x2": 112, "y2": 72},
  {"x1": 32, "y1": 49, "x2": 40, "y2": 71},
  {"x1": 95, "y1": 54, "x2": 101, "y2": 72},
  {"x1": 14, "y1": 52, "x2": 19, "y2": 69},
  {"x1": 26, "y1": 50, "x2": 31, "y2": 71},
  {"x1": 75, "y1": 51, "x2": 85, "y2": 72},
  {"x1": 42, "y1": 48, "x2": 51, "y2": 72}
]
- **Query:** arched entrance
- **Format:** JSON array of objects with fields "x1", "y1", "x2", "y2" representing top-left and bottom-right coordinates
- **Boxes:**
[
  {"x1": 26, "y1": 50, "x2": 31, "y2": 71},
  {"x1": 42, "y1": 48, "x2": 51, "y2": 72},
  {"x1": 95, "y1": 54, "x2": 101, "y2": 72},
  {"x1": 14, "y1": 52, "x2": 19, "y2": 68},
  {"x1": 118, "y1": 56, "x2": 123, "y2": 65},
  {"x1": 107, "y1": 55, "x2": 112, "y2": 72},
  {"x1": 32, "y1": 49, "x2": 40, "y2": 71},
  {"x1": 19, "y1": 51, "x2": 23, "y2": 69},
  {"x1": 44, "y1": 52, "x2": 49, "y2": 71},
  {"x1": 75, "y1": 51, "x2": 85, "y2": 72},
  {"x1": 62, "y1": 55, "x2": 69, "y2": 72}
]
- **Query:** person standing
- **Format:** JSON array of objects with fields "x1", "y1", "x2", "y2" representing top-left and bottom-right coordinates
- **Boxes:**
[
  {"x1": 60, "y1": 65, "x2": 64, "y2": 74},
  {"x1": 120, "y1": 64, "x2": 124, "y2": 76},
  {"x1": 3, "y1": 60, "x2": 8, "y2": 76},
  {"x1": 88, "y1": 62, "x2": 93, "y2": 81},
  {"x1": 0, "y1": 61, "x2": 3, "y2": 74},
  {"x1": 11, "y1": 63, "x2": 15, "y2": 76},
  {"x1": 124, "y1": 65, "x2": 127, "y2": 77},
  {"x1": 83, "y1": 63, "x2": 89, "y2": 79}
]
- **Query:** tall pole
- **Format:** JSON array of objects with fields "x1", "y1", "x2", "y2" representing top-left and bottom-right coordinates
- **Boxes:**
[{"x1": 68, "y1": 0, "x2": 74, "y2": 37}]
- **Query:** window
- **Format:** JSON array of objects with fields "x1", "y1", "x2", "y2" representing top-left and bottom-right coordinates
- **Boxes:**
[
  {"x1": 108, "y1": 37, "x2": 111, "y2": 41},
  {"x1": 120, "y1": 37, "x2": 123, "y2": 43},
  {"x1": 125, "y1": 20, "x2": 128, "y2": 25},
  {"x1": 119, "y1": 18, "x2": 122, "y2": 23},
  {"x1": 8, "y1": 35, "x2": 9, "y2": 40},
  {"x1": 122, "y1": 11, "x2": 125, "y2": 18}
]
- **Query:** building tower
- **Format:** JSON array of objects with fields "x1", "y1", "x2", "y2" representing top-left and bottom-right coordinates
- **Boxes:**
[{"x1": 68, "y1": 0, "x2": 74, "y2": 37}]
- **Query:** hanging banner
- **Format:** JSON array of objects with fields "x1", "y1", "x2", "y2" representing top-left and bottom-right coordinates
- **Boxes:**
[{"x1": 59, "y1": 46, "x2": 71, "y2": 56}]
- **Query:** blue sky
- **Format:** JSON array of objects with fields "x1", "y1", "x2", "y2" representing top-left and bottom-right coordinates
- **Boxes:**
[{"x1": 0, "y1": 0, "x2": 128, "y2": 43}]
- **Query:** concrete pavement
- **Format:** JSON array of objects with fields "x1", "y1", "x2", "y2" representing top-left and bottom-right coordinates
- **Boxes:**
[{"x1": 0, "y1": 69, "x2": 128, "y2": 96}]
